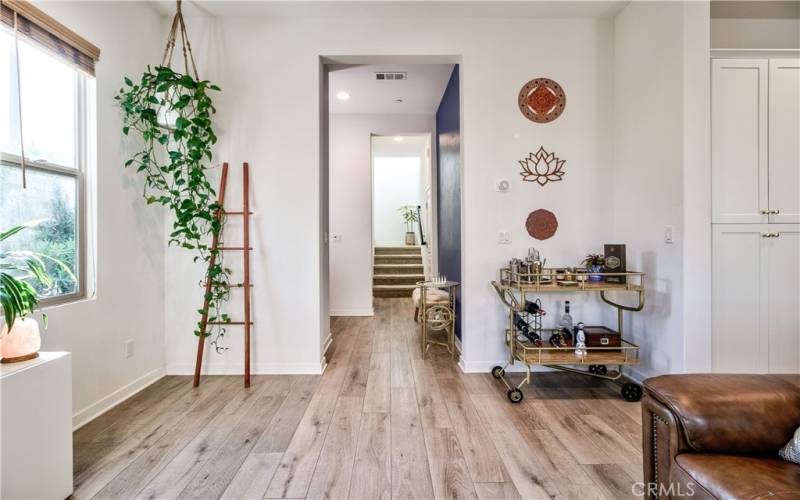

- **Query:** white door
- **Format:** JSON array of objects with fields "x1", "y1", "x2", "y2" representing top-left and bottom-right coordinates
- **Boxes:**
[
  {"x1": 767, "y1": 225, "x2": 800, "y2": 373},
  {"x1": 712, "y1": 224, "x2": 770, "y2": 372},
  {"x1": 768, "y1": 59, "x2": 800, "y2": 224},
  {"x1": 712, "y1": 59, "x2": 769, "y2": 224}
]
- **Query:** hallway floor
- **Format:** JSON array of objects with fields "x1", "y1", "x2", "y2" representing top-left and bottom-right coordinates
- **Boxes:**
[{"x1": 72, "y1": 298, "x2": 643, "y2": 499}]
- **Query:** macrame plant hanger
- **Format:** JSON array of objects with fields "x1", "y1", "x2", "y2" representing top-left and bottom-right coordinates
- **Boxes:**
[{"x1": 161, "y1": 0, "x2": 199, "y2": 80}]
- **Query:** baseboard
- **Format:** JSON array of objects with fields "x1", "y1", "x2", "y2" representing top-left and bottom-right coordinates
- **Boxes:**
[
  {"x1": 166, "y1": 362, "x2": 325, "y2": 375},
  {"x1": 462, "y1": 359, "x2": 649, "y2": 383},
  {"x1": 460, "y1": 360, "x2": 559, "y2": 374},
  {"x1": 322, "y1": 332, "x2": 333, "y2": 356},
  {"x1": 624, "y1": 365, "x2": 647, "y2": 383},
  {"x1": 330, "y1": 308, "x2": 374, "y2": 316},
  {"x1": 72, "y1": 366, "x2": 165, "y2": 430}
]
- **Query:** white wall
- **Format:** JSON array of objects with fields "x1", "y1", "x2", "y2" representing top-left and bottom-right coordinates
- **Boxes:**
[
  {"x1": 31, "y1": 1, "x2": 166, "y2": 428},
  {"x1": 372, "y1": 156, "x2": 422, "y2": 245},
  {"x1": 372, "y1": 136, "x2": 427, "y2": 246},
  {"x1": 328, "y1": 114, "x2": 434, "y2": 316},
  {"x1": 158, "y1": 16, "x2": 616, "y2": 374},
  {"x1": 610, "y1": 1, "x2": 710, "y2": 378}
]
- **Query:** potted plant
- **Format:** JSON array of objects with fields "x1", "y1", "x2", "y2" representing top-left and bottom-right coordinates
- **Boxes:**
[
  {"x1": 582, "y1": 253, "x2": 606, "y2": 282},
  {"x1": 398, "y1": 206, "x2": 419, "y2": 246},
  {"x1": 0, "y1": 221, "x2": 73, "y2": 363}
]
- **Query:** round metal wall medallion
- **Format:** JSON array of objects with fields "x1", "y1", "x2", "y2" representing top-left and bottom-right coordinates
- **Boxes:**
[
  {"x1": 518, "y1": 78, "x2": 566, "y2": 123},
  {"x1": 526, "y1": 209, "x2": 559, "y2": 240}
]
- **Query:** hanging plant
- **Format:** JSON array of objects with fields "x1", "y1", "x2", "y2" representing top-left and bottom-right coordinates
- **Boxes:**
[{"x1": 114, "y1": 1, "x2": 232, "y2": 352}]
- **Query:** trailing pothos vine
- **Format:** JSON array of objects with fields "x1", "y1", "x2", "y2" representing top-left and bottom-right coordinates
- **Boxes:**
[{"x1": 115, "y1": 65, "x2": 232, "y2": 353}]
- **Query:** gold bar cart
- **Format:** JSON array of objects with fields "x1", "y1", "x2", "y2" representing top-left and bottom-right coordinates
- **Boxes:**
[{"x1": 490, "y1": 268, "x2": 645, "y2": 403}]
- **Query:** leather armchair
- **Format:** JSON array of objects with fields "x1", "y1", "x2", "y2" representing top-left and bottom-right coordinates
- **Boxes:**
[{"x1": 642, "y1": 374, "x2": 800, "y2": 499}]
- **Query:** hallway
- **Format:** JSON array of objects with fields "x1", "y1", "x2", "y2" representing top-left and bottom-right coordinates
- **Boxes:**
[{"x1": 72, "y1": 299, "x2": 643, "y2": 499}]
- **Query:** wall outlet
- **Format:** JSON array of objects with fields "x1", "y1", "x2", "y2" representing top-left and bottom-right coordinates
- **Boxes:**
[
  {"x1": 664, "y1": 225, "x2": 674, "y2": 244},
  {"x1": 124, "y1": 339, "x2": 135, "y2": 358},
  {"x1": 498, "y1": 231, "x2": 512, "y2": 244}
]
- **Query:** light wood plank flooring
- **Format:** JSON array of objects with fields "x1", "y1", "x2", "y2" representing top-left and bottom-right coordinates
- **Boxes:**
[{"x1": 73, "y1": 298, "x2": 643, "y2": 499}]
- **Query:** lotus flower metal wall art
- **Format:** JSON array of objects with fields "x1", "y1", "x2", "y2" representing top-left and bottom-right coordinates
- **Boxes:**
[{"x1": 519, "y1": 146, "x2": 566, "y2": 186}]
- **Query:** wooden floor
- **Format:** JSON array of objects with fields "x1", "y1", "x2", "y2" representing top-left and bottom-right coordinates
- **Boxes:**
[{"x1": 73, "y1": 298, "x2": 643, "y2": 500}]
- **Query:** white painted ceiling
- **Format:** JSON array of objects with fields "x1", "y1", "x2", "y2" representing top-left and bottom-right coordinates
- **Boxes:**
[
  {"x1": 329, "y1": 64, "x2": 454, "y2": 114},
  {"x1": 149, "y1": 1, "x2": 630, "y2": 19}
]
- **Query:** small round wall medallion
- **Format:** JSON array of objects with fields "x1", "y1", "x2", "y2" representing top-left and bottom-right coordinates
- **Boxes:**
[
  {"x1": 518, "y1": 78, "x2": 566, "y2": 123},
  {"x1": 526, "y1": 209, "x2": 558, "y2": 240}
]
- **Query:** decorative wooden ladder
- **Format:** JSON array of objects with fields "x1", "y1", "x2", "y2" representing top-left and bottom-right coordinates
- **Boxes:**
[{"x1": 193, "y1": 162, "x2": 253, "y2": 388}]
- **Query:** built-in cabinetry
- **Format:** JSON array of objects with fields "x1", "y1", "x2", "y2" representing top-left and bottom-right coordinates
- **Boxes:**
[
  {"x1": 711, "y1": 57, "x2": 800, "y2": 374},
  {"x1": 712, "y1": 225, "x2": 799, "y2": 373}
]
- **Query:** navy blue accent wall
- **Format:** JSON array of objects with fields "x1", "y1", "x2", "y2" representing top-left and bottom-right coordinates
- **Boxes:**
[{"x1": 436, "y1": 65, "x2": 461, "y2": 339}]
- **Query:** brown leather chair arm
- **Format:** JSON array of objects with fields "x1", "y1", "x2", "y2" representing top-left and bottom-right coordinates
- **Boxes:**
[
  {"x1": 644, "y1": 374, "x2": 800, "y2": 455},
  {"x1": 641, "y1": 393, "x2": 693, "y2": 499}
]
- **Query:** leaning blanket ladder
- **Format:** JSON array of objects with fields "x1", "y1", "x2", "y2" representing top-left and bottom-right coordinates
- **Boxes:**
[{"x1": 193, "y1": 162, "x2": 253, "y2": 388}]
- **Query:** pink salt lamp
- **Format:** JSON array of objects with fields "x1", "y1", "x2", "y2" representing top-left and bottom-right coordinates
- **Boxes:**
[{"x1": 1, "y1": 318, "x2": 41, "y2": 363}]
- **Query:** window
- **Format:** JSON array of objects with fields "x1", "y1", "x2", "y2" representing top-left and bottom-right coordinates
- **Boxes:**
[{"x1": 1, "y1": 28, "x2": 93, "y2": 304}]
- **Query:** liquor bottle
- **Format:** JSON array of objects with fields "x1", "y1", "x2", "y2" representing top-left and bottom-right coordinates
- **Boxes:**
[
  {"x1": 574, "y1": 322, "x2": 587, "y2": 358},
  {"x1": 561, "y1": 301, "x2": 573, "y2": 332}
]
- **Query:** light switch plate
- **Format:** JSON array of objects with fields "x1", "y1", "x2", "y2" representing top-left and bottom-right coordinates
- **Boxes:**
[
  {"x1": 664, "y1": 225, "x2": 674, "y2": 244},
  {"x1": 498, "y1": 231, "x2": 512, "y2": 244},
  {"x1": 124, "y1": 339, "x2": 134, "y2": 358}
]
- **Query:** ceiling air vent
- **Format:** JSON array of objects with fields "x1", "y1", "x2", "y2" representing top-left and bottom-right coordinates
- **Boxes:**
[{"x1": 374, "y1": 71, "x2": 407, "y2": 81}]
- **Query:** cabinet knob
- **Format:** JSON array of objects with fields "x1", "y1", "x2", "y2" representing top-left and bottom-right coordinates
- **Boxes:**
[
  {"x1": 770, "y1": 209, "x2": 781, "y2": 215},
  {"x1": 761, "y1": 209, "x2": 771, "y2": 215}
]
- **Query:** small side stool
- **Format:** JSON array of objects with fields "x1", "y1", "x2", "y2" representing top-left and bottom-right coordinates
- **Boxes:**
[
  {"x1": 416, "y1": 280, "x2": 459, "y2": 359},
  {"x1": 412, "y1": 287, "x2": 449, "y2": 322}
]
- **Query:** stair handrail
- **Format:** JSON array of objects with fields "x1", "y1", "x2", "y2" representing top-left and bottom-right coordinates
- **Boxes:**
[{"x1": 417, "y1": 205, "x2": 426, "y2": 245}]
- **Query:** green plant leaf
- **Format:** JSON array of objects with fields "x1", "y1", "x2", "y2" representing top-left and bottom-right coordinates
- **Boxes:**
[{"x1": 115, "y1": 69, "x2": 229, "y2": 351}]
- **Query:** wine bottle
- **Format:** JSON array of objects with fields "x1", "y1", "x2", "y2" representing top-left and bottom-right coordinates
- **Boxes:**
[{"x1": 561, "y1": 301, "x2": 573, "y2": 332}]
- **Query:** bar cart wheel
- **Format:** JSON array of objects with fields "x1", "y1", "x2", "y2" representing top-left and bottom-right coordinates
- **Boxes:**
[
  {"x1": 621, "y1": 382, "x2": 642, "y2": 402},
  {"x1": 492, "y1": 366, "x2": 505, "y2": 379},
  {"x1": 507, "y1": 388, "x2": 524, "y2": 403},
  {"x1": 588, "y1": 364, "x2": 608, "y2": 376}
]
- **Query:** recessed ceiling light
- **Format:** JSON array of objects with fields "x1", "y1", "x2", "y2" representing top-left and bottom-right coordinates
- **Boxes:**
[
  {"x1": 394, "y1": 136, "x2": 404, "y2": 142},
  {"x1": 336, "y1": 91, "x2": 350, "y2": 101}
]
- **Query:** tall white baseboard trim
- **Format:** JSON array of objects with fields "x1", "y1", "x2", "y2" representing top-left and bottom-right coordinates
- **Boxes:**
[
  {"x1": 462, "y1": 360, "x2": 649, "y2": 383},
  {"x1": 330, "y1": 308, "x2": 374, "y2": 316},
  {"x1": 166, "y1": 362, "x2": 325, "y2": 376},
  {"x1": 72, "y1": 367, "x2": 165, "y2": 430},
  {"x1": 460, "y1": 360, "x2": 559, "y2": 374}
]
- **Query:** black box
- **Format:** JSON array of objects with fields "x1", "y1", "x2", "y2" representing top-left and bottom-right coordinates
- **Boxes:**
[{"x1": 604, "y1": 244, "x2": 626, "y2": 284}]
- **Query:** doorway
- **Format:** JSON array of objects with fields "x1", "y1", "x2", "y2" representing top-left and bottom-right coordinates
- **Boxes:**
[
  {"x1": 322, "y1": 58, "x2": 462, "y2": 350},
  {"x1": 371, "y1": 134, "x2": 432, "y2": 298}
]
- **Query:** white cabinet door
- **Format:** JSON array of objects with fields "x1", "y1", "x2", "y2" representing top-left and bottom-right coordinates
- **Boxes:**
[
  {"x1": 712, "y1": 225, "x2": 770, "y2": 372},
  {"x1": 767, "y1": 226, "x2": 800, "y2": 373},
  {"x1": 768, "y1": 59, "x2": 800, "y2": 224},
  {"x1": 712, "y1": 59, "x2": 769, "y2": 224}
]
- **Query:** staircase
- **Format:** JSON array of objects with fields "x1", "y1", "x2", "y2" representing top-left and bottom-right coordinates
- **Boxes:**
[{"x1": 373, "y1": 246, "x2": 424, "y2": 297}]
